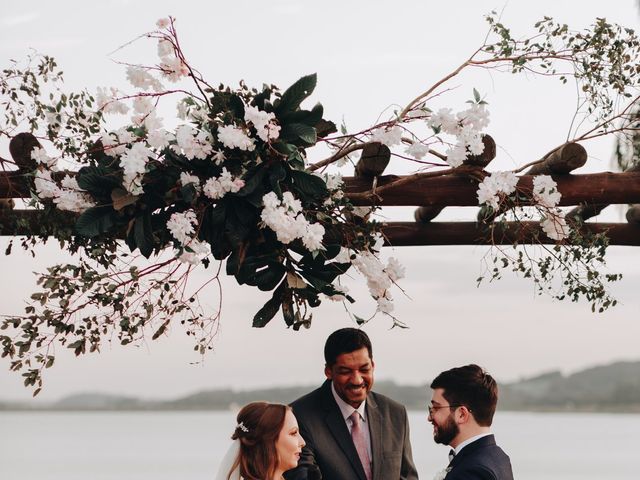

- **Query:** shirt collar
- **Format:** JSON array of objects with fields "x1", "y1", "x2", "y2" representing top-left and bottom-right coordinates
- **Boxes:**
[
  {"x1": 331, "y1": 381, "x2": 367, "y2": 422},
  {"x1": 454, "y1": 432, "x2": 492, "y2": 455}
]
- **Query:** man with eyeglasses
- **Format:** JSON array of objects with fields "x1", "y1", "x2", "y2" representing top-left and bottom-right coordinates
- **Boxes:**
[{"x1": 428, "y1": 364, "x2": 514, "y2": 480}]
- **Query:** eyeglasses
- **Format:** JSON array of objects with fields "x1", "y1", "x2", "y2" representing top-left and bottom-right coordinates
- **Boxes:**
[{"x1": 427, "y1": 404, "x2": 464, "y2": 416}]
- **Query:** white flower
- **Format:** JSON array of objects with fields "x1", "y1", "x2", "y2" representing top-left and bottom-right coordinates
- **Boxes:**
[
  {"x1": 212, "y1": 150, "x2": 226, "y2": 165},
  {"x1": 156, "y1": 18, "x2": 170, "y2": 29},
  {"x1": 157, "y1": 39, "x2": 174, "y2": 58},
  {"x1": 428, "y1": 108, "x2": 458, "y2": 134},
  {"x1": 540, "y1": 209, "x2": 570, "y2": 241},
  {"x1": 533, "y1": 175, "x2": 561, "y2": 208},
  {"x1": 203, "y1": 168, "x2": 245, "y2": 200},
  {"x1": 95, "y1": 87, "x2": 129, "y2": 114},
  {"x1": 180, "y1": 172, "x2": 201, "y2": 191},
  {"x1": 147, "y1": 129, "x2": 174, "y2": 150},
  {"x1": 31, "y1": 147, "x2": 56, "y2": 168},
  {"x1": 385, "y1": 257, "x2": 405, "y2": 282},
  {"x1": 476, "y1": 171, "x2": 518, "y2": 209},
  {"x1": 101, "y1": 128, "x2": 135, "y2": 157},
  {"x1": 34, "y1": 169, "x2": 60, "y2": 199},
  {"x1": 160, "y1": 55, "x2": 189, "y2": 82},
  {"x1": 377, "y1": 296, "x2": 394, "y2": 314},
  {"x1": 445, "y1": 143, "x2": 467, "y2": 168},
  {"x1": 334, "y1": 247, "x2": 352, "y2": 264},
  {"x1": 217, "y1": 125, "x2": 255, "y2": 151},
  {"x1": 370, "y1": 126, "x2": 403, "y2": 147},
  {"x1": 176, "y1": 100, "x2": 189, "y2": 120},
  {"x1": 260, "y1": 192, "x2": 324, "y2": 251},
  {"x1": 175, "y1": 125, "x2": 213, "y2": 160},
  {"x1": 458, "y1": 103, "x2": 490, "y2": 131},
  {"x1": 244, "y1": 104, "x2": 280, "y2": 142},
  {"x1": 120, "y1": 143, "x2": 153, "y2": 195},
  {"x1": 405, "y1": 142, "x2": 430, "y2": 160},
  {"x1": 126, "y1": 67, "x2": 162, "y2": 91},
  {"x1": 166, "y1": 210, "x2": 197, "y2": 246},
  {"x1": 178, "y1": 238, "x2": 210, "y2": 265},
  {"x1": 322, "y1": 173, "x2": 343, "y2": 191},
  {"x1": 301, "y1": 222, "x2": 325, "y2": 251},
  {"x1": 54, "y1": 189, "x2": 95, "y2": 213}
]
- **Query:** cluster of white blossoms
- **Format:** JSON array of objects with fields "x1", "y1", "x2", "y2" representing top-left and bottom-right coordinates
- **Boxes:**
[
  {"x1": 476, "y1": 171, "x2": 519, "y2": 209},
  {"x1": 95, "y1": 86, "x2": 129, "y2": 115},
  {"x1": 244, "y1": 105, "x2": 281, "y2": 142},
  {"x1": 370, "y1": 125, "x2": 403, "y2": 147},
  {"x1": 33, "y1": 168, "x2": 95, "y2": 213},
  {"x1": 203, "y1": 168, "x2": 245, "y2": 200},
  {"x1": 427, "y1": 103, "x2": 490, "y2": 167},
  {"x1": 533, "y1": 175, "x2": 570, "y2": 241},
  {"x1": 165, "y1": 209, "x2": 211, "y2": 265},
  {"x1": 156, "y1": 24, "x2": 189, "y2": 82},
  {"x1": 351, "y1": 249, "x2": 405, "y2": 314},
  {"x1": 260, "y1": 191, "x2": 325, "y2": 251},
  {"x1": 173, "y1": 124, "x2": 213, "y2": 160},
  {"x1": 217, "y1": 124, "x2": 255, "y2": 151},
  {"x1": 120, "y1": 143, "x2": 154, "y2": 195},
  {"x1": 126, "y1": 66, "x2": 163, "y2": 92}
]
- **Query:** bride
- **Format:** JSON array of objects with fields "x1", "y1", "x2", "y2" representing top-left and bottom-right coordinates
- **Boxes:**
[{"x1": 215, "y1": 402, "x2": 307, "y2": 480}]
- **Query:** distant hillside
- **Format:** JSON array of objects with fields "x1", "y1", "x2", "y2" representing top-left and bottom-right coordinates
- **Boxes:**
[{"x1": 3, "y1": 360, "x2": 640, "y2": 412}]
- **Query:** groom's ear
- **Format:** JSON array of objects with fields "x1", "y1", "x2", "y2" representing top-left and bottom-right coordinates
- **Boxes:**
[{"x1": 325, "y1": 364, "x2": 332, "y2": 379}]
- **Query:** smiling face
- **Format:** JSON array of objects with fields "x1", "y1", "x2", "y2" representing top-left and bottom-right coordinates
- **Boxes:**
[
  {"x1": 275, "y1": 409, "x2": 305, "y2": 473},
  {"x1": 428, "y1": 388, "x2": 460, "y2": 446},
  {"x1": 325, "y1": 347, "x2": 375, "y2": 408}
]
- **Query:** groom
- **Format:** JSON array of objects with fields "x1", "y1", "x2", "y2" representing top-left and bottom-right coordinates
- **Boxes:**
[
  {"x1": 428, "y1": 364, "x2": 513, "y2": 480},
  {"x1": 285, "y1": 328, "x2": 418, "y2": 480}
]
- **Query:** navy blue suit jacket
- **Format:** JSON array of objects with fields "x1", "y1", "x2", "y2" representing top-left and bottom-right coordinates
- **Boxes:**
[{"x1": 445, "y1": 435, "x2": 513, "y2": 480}]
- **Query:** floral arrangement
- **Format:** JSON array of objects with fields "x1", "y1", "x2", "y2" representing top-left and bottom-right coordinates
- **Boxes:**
[{"x1": 2, "y1": 13, "x2": 639, "y2": 393}]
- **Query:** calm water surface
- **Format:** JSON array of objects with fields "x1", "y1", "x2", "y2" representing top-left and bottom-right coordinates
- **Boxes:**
[{"x1": 1, "y1": 411, "x2": 638, "y2": 479}]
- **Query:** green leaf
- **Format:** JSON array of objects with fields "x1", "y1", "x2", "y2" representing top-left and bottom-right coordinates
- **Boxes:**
[
  {"x1": 276, "y1": 73, "x2": 317, "y2": 114},
  {"x1": 316, "y1": 119, "x2": 338, "y2": 138},
  {"x1": 280, "y1": 122, "x2": 317, "y2": 146},
  {"x1": 254, "y1": 263, "x2": 286, "y2": 291},
  {"x1": 75, "y1": 206, "x2": 115, "y2": 237},
  {"x1": 289, "y1": 170, "x2": 329, "y2": 200},
  {"x1": 252, "y1": 282, "x2": 286, "y2": 327},
  {"x1": 134, "y1": 213, "x2": 154, "y2": 258},
  {"x1": 77, "y1": 166, "x2": 120, "y2": 194}
]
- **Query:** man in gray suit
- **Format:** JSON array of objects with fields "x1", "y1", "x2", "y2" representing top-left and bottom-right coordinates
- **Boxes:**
[
  {"x1": 285, "y1": 328, "x2": 418, "y2": 480},
  {"x1": 428, "y1": 364, "x2": 514, "y2": 480}
]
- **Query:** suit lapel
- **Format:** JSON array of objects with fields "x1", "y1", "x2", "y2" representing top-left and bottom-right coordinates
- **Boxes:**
[
  {"x1": 449, "y1": 434, "x2": 496, "y2": 470},
  {"x1": 366, "y1": 394, "x2": 382, "y2": 480},
  {"x1": 321, "y1": 381, "x2": 367, "y2": 480}
]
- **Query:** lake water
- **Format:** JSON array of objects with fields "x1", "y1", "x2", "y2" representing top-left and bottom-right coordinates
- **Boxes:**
[{"x1": 0, "y1": 411, "x2": 638, "y2": 479}]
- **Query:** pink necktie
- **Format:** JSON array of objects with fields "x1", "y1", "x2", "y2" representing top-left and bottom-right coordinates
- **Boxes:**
[{"x1": 350, "y1": 411, "x2": 372, "y2": 480}]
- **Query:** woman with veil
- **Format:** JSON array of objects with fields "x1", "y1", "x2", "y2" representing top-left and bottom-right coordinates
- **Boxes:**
[{"x1": 215, "y1": 402, "x2": 306, "y2": 480}]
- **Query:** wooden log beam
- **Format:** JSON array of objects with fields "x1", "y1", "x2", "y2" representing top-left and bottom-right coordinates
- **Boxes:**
[
  {"x1": 2, "y1": 210, "x2": 639, "y2": 246},
  {"x1": 417, "y1": 135, "x2": 497, "y2": 223},
  {"x1": 344, "y1": 172, "x2": 640, "y2": 207},
  {"x1": 526, "y1": 142, "x2": 588, "y2": 175},
  {"x1": 381, "y1": 221, "x2": 640, "y2": 246},
  {"x1": 627, "y1": 205, "x2": 640, "y2": 224},
  {"x1": 354, "y1": 142, "x2": 391, "y2": 178}
]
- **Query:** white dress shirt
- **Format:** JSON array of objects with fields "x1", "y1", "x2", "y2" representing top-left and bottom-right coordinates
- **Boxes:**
[{"x1": 454, "y1": 432, "x2": 493, "y2": 455}]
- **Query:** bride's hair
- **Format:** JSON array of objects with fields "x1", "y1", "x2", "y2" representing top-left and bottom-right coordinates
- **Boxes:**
[{"x1": 228, "y1": 401, "x2": 289, "y2": 480}]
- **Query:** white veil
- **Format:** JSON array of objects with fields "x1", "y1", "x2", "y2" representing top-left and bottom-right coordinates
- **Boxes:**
[{"x1": 215, "y1": 438, "x2": 241, "y2": 480}]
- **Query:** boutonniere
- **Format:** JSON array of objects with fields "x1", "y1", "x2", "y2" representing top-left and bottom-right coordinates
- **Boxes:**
[{"x1": 433, "y1": 466, "x2": 452, "y2": 480}]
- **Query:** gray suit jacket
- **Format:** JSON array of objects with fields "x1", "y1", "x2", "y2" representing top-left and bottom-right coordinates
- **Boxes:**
[
  {"x1": 285, "y1": 380, "x2": 418, "y2": 480},
  {"x1": 445, "y1": 435, "x2": 513, "y2": 480}
]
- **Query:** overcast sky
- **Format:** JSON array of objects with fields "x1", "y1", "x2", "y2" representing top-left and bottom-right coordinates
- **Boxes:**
[{"x1": 2, "y1": 0, "x2": 640, "y2": 403}]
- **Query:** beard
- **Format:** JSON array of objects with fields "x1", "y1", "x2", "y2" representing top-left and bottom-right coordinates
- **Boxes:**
[{"x1": 433, "y1": 414, "x2": 459, "y2": 445}]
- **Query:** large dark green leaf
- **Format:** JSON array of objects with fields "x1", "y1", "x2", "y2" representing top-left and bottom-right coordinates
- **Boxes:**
[
  {"x1": 316, "y1": 119, "x2": 338, "y2": 138},
  {"x1": 134, "y1": 213, "x2": 154, "y2": 258},
  {"x1": 228, "y1": 94, "x2": 245, "y2": 118},
  {"x1": 254, "y1": 263, "x2": 287, "y2": 291},
  {"x1": 75, "y1": 206, "x2": 115, "y2": 238},
  {"x1": 280, "y1": 123, "x2": 317, "y2": 146},
  {"x1": 280, "y1": 102, "x2": 324, "y2": 126},
  {"x1": 237, "y1": 165, "x2": 267, "y2": 198},
  {"x1": 76, "y1": 166, "x2": 121, "y2": 196},
  {"x1": 252, "y1": 282, "x2": 286, "y2": 328},
  {"x1": 289, "y1": 170, "x2": 329, "y2": 200},
  {"x1": 276, "y1": 73, "x2": 317, "y2": 114}
]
